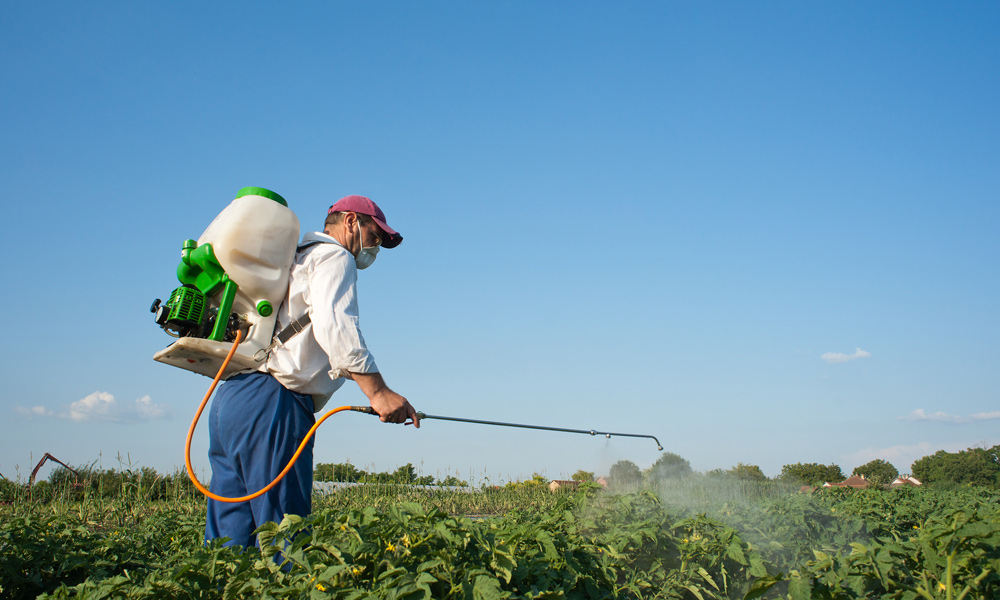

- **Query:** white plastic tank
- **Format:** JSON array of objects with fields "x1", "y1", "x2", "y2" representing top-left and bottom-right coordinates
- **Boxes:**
[
  {"x1": 198, "y1": 187, "x2": 300, "y2": 310},
  {"x1": 154, "y1": 187, "x2": 301, "y2": 378}
]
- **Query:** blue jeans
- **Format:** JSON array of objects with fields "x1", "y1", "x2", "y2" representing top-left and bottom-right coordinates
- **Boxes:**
[{"x1": 205, "y1": 371, "x2": 315, "y2": 548}]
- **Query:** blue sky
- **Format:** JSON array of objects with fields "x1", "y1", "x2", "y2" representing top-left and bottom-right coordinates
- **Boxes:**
[{"x1": 2, "y1": 2, "x2": 997, "y2": 484}]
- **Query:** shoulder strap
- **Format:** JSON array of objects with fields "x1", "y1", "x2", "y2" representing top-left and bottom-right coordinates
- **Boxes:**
[{"x1": 275, "y1": 313, "x2": 311, "y2": 344}]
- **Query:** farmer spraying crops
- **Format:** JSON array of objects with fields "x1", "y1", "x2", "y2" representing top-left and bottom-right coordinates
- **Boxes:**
[
  {"x1": 204, "y1": 195, "x2": 419, "y2": 548},
  {"x1": 150, "y1": 187, "x2": 660, "y2": 548}
]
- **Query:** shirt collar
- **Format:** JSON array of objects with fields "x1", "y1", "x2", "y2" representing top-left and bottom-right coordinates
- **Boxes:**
[{"x1": 301, "y1": 230, "x2": 346, "y2": 249}]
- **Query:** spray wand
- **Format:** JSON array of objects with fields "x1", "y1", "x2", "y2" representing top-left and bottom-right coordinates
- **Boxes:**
[
  {"x1": 346, "y1": 406, "x2": 663, "y2": 451},
  {"x1": 185, "y1": 330, "x2": 663, "y2": 503}
]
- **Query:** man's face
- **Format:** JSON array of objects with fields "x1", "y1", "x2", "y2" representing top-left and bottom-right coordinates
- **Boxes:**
[
  {"x1": 360, "y1": 218, "x2": 383, "y2": 249},
  {"x1": 324, "y1": 212, "x2": 384, "y2": 257},
  {"x1": 347, "y1": 213, "x2": 382, "y2": 257}
]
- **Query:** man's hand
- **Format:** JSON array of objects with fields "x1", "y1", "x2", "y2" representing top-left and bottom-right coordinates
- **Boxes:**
[
  {"x1": 370, "y1": 388, "x2": 420, "y2": 427},
  {"x1": 349, "y1": 371, "x2": 420, "y2": 428}
]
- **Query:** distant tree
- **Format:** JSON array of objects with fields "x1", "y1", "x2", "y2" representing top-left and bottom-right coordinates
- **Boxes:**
[
  {"x1": 414, "y1": 474, "x2": 436, "y2": 486},
  {"x1": 316, "y1": 462, "x2": 458, "y2": 485},
  {"x1": 315, "y1": 462, "x2": 364, "y2": 482},
  {"x1": 647, "y1": 453, "x2": 693, "y2": 481},
  {"x1": 779, "y1": 462, "x2": 844, "y2": 486},
  {"x1": 438, "y1": 475, "x2": 469, "y2": 487},
  {"x1": 571, "y1": 470, "x2": 595, "y2": 482},
  {"x1": 727, "y1": 463, "x2": 767, "y2": 482},
  {"x1": 608, "y1": 460, "x2": 643, "y2": 487},
  {"x1": 392, "y1": 463, "x2": 418, "y2": 484},
  {"x1": 912, "y1": 446, "x2": 1000, "y2": 489},
  {"x1": 852, "y1": 459, "x2": 899, "y2": 486},
  {"x1": 507, "y1": 473, "x2": 550, "y2": 490}
]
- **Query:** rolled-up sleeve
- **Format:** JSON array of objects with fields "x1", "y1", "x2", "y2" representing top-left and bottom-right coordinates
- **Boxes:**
[{"x1": 307, "y1": 249, "x2": 379, "y2": 379}]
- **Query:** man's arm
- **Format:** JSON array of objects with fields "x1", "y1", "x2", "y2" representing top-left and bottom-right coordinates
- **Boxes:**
[
  {"x1": 347, "y1": 371, "x2": 420, "y2": 428},
  {"x1": 307, "y1": 249, "x2": 379, "y2": 377}
]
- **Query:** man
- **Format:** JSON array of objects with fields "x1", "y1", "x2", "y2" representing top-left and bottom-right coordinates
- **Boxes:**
[{"x1": 205, "y1": 194, "x2": 418, "y2": 548}]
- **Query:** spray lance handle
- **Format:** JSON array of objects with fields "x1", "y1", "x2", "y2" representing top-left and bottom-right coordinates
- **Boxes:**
[{"x1": 349, "y1": 405, "x2": 423, "y2": 427}]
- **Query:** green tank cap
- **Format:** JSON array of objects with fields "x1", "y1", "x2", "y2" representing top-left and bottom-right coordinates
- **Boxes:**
[
  {"x1": 182, "y1": 239, "x2": 198, "y2": 250},
  {"x1": 256, "y1": 300, "x2": 274, "y2": 317},
  {"x1": 236, "y1": 186, "x2": 287, "y2": 207}
]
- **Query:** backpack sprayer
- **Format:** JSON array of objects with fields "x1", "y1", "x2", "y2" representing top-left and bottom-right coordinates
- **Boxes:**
[
  {"x1": 150, "y1": 186, "x2": 301, "y2": 379},
  {"x1": 153, "y1": 187, "x2": 663, "y2": 504}
]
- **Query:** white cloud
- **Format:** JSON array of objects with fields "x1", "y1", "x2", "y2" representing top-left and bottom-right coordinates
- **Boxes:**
[
  {"x1": 134, "y1": 395, "x2": 166, "y2": 419},
  {"x1": 14, "y1": 392, "x2": 169, "y2": 423},
  {"x1": 821, "y1": 347, "x2": 871, "y2": 364},
  {"x1": 14, "y1": 405, "x2": 54, "y2": 417},
  {"x1": 902, "y1": 408, "x2": 1000, "y2": 424},
  {"x1": 69, "y1": 391, "x2": 117, "y2": 422}
]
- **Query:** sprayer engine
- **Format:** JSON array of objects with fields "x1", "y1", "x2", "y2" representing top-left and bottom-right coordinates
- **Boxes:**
[
  {"x1": 150, "y1": 285, "x2": 243, "y2": 341},
  {"x1": 153, "y1": 286, "x2": 206, "y2": 337}
]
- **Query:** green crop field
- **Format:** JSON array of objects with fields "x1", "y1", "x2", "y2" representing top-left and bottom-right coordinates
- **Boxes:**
[{"x1": 2, "y1": 470, "x2": 999, "y2": 600}]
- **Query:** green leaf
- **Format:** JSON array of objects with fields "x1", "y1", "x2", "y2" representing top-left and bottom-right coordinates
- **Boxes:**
[
  {"x1": 415, "y1": 571, "x2": 437, "y2": 585},
  {"x1": 787, "y1": 573, "x2": 812, "y2": 600},
  {"x1": 697, "y1": 567, "x2": 720, "y2": 591},
  {"x1": 415, "y1": 558, "x2": 446, "y2": 573},
  {"x1": 743, "y1": 574, "x2": 784, "y2": 600},
  {"x1": 470, "y1": 574, "x2": 506, "y2": 600},
  {"x1": 490, "y1": 551, "x2": 516, "y2": 584},
  {"x1": 684, "y1": 584, "x2": 706, "y2": 600},
  {"x1": 726, "y1": 541, "x2": 747, "y2": 565}
]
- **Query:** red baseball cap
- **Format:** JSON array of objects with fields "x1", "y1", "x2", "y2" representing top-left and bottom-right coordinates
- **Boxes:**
[{"x1": 327, "y1": 195, "x2": 403, "y2": 248}]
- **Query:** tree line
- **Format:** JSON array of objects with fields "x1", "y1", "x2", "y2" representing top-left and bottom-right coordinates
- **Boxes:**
[
  {"x1": 313, "y1": 462, "x2": 468, "y2": 487},
  {"x1": 598, "y1": 443, "x2": 1000, "y2": 489},
  {"x1": 7, "y1": 444, "x2": 995, "y2": 502}
]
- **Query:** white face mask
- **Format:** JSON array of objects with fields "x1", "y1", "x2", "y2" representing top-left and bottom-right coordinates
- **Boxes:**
[
  {"x1": 356, "y1": 243, "x2": 379, "y2": 269},
  {"x1": 352, "y1": 219, "x2": 380, "y2": 269}
]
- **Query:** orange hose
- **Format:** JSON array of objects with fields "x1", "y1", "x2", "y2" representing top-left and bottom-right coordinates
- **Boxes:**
[{"x1": 183, "y1": 329, "x2": 359, "y2": 503}]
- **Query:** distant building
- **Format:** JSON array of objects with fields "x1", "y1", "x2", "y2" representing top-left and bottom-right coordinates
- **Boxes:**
[
  {"x1": 822, "y1": 475, "x2": 870, "y2": 489},
  {"x1": 548, "y1": 480, "x2": 581, "y2": 492},
  {"x1": 549, "y1": 477, "x2": 610, "y2": 492},
  {"x1": 819, "y1": 473, "x2": 923, "y2": 490},
  {"x1": 889, "y1": 474, "x2": 922, "y2": 487}
]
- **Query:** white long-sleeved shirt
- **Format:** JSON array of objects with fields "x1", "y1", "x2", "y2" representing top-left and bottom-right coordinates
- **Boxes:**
[{"x1": 263, "y1": 231, "x2": 378, "y2": 411}]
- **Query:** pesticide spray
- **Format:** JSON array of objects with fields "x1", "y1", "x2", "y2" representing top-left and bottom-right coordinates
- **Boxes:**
[{"x1": 152, "y1": 187, "x2": 663, "y2": 503}]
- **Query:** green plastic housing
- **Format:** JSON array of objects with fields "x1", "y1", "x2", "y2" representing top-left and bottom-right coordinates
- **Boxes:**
[
  {"x1": 175, "y1": 239, "x2": 239, "y2": 341},
  {"x1": 166, "y1": 286, "x2": 207, "y2": 327},
  {"x1": 236, "y1": 186, "x2": 288, "y2": 206}
]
